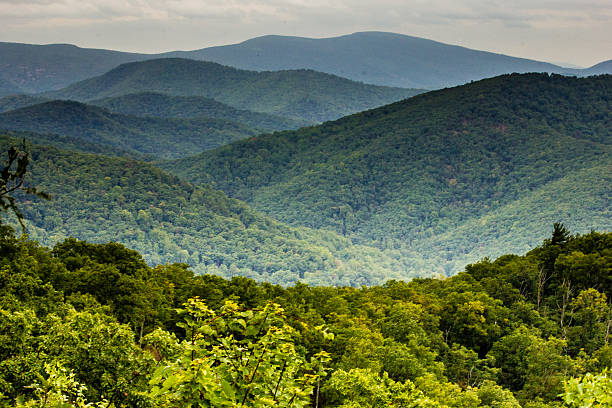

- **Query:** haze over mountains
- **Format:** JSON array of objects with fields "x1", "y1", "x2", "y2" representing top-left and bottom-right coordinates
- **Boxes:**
[
  {"x1": 164, "y1": 73, "x2": 612, "y2": 275},
  {"x1": 2, "y1": 17, "x2": 612, "y2": 408},
  {"x1": 0, "y1": 42, "x2": 148, "y2": 93},
  {"x1": 0, "y1": 31, "x2": 609, "y2": 282},
  {"x1": 1, "y1": 32, "x2": 610, "y2": 95},
  {"x1": 44, "y1": 58, "x2": 420, "y2": 123},
  {"x1": 168, "y1": 32, "x2": 589, "y2": 89},
  {"x1": 91, "y1": 92, "x2": 309, "y2": 131}
]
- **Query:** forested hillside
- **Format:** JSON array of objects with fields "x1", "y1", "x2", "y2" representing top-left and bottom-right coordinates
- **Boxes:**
[
  {"x1": 0, "y1": 100, "x2": 260, "y2": 159},
  {"x1": 91, "y1": 92, "x2": 310, "y2": 131},
  {"x1": 165, "y1": 73, "x2": 612, "y2": 276},
  {"x1": 0, "y1": 129, "x2": 137, "y2": 158},
  {"x1": 2, "y1": 136, "x2": 412, "y2": 286},
  {"x1": 2, "y1": 216, "x2": 611, "y2": 406},
  {"x1": 46, "y1": 58, "x2": 422, "y2": 123}
]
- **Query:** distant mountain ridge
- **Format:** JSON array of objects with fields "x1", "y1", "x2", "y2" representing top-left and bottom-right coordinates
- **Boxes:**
[
  {"x1": 2, "y1": 33, "x2": 610, "y2": 93},
  {"x1": 170, "y1": 32, "x2": 586, "y2": 89},
  {"x1": 45, "y1": 58, "x2": 422, "y2": 123},
  {"x1": 0, "y1": 42, "x2": 149, "y2": 93}
]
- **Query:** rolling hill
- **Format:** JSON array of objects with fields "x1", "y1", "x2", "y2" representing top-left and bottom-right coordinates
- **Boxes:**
[
  {"x1": 0, "y1": 42, "x2": 149, "y2": 93},
  {"x1": 90, "y1": 92, "x2": 310, "y2": 131},
  {"x1": 45, "y1": 58, "x2": 423, "y2": 123},
  {"x1": 585, "y1": 60, "x2": 612, "y2": 75},
  {"x1": 1, "y1": 134, "x2": 412, "y2": 286},
  {"x1": 0, "y1": 100, "x2": 259, "y2": 159},
  {"x1": 163, "y1": 73, "x2": 612, "y2": 276}
]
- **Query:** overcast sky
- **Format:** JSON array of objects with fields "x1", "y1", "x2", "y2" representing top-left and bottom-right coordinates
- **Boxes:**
[{"x1": 0, "y1": 0, "x2": 610, "y2": 67}]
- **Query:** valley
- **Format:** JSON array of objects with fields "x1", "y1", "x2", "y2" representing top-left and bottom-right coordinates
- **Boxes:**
[{"x1": 0, "y1": 26, "x2": 610, "y2": 408}]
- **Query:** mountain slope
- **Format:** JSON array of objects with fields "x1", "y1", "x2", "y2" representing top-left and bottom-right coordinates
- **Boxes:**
[
  {"x1": 0, "y1": 100, "x2": 259, "y2": 159},
  {"x1": 0, "y1": 77, "x2": 23, "y2": 97},
  {"x1": 0, "y1": 129, "x2": 137, "y2": 158},
  {"x1": 0, "y1": 94, "x2": 50, "y2": 113},
  {"x1": 0, "y1": 42, "x2": 149, "y2": 92},
  {"x1": 407, "y1": 163, "x2": 611, "y2": 274},
  {"x1": 1, "y1": 135, "x2": 412, "y2": 286},
  {"x1": 164, "y1": 73, "x2": 612, "y2": 276},
  {"x1": 169, "y1": 32, "x2": 593, "y2": 89},
  {"x1": 90, "y1": 92, "x2": 310, "y2": 131},
  {"x1": 46, "y1": 58, "x2": 423, "y2": 123},
  {"x1": 585, "y1": 60, "x2": 612, "y2": 75}
]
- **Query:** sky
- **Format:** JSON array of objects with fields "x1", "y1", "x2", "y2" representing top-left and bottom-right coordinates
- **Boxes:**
[{"x1": 0, "y1": 0, "x2": 610, "y2": 67}]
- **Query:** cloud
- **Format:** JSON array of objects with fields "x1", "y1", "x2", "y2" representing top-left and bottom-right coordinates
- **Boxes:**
[{"x1": 1, "y1": 0, "x2": 609, "y2": 25}]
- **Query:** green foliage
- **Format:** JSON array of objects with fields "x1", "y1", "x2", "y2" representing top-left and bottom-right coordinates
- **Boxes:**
[
  {"x1": 47, "y1": 58, "x2": 422, "y2": 123},
  {"x1": 1, "y1": 206, "x2": 611, "y2": 408},
  {"x1": 16, "y1": 361, "x2": 107, "y2": 408},
  {"x1": 165, "y1": 73, "x2": 611, "y2": 277},
  {"x1": 150, "y1": 299, "x2": 330, "y2": 407},
  {"x1": 562, "y1": 371, "x2": 612, "y2": 407},
  {"x1": 323, "y1": 368, "x2": 440, "y2": 408}
]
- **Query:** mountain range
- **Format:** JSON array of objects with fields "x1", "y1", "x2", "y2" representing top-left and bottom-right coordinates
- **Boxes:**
[
  {"x1": 163, "y1": 73, "x2": 612, "y2": 276},
  {"x1": 169, "y1": 32, "x2": 601, "y2": 89},
  {"x1": 1, "y1": 32, "x2": 610, "y2": 94},
  {"x1": 44, "y1": 58, "x2": 421, "y2": 123}
]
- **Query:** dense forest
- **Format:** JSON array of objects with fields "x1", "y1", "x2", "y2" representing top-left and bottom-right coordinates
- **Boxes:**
[
  {"x1": 1, "y1": 213, "x2": 611, "y2": 406},
  {"x1": 0, "y1": 101, "x2": 260, "y2": 159},
  {"x1": 45, "y1": 58, "x2": 422, "y2": 123},
  {"x1": 165, "y1": 73, "x2": 612, "y2": 276},
  {"x1": 2, "y1": 135, "x2": 414, "y2": 287}
]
